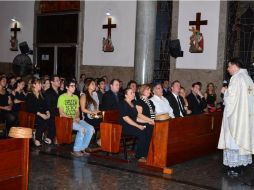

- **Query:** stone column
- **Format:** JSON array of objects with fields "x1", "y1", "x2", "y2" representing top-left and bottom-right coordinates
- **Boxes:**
[{"x1": 134, "y1": 1, "x2": 157, "y2": 84}]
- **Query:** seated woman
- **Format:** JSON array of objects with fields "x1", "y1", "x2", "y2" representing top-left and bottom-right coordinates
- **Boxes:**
[
  {"x1": 80, "y1": 79, "x2": 101, "y2": 145},
  {"x1": 26, "y1": 78, "x2": 51, "y2": 146},
  {"x1": 179, "y1": 87, "x2": 192, "y2": 115},
  {"x1": 204, "y1": 82, "x2": 217, "y2": 112},
  {"x1": 11, "y1": 79, "x2": 26, "y2": 117},
  {"x1": 119, "y1": 88, "x2": 153, "y2": 162},
  {"x1": 136, "y1": 84, "x2": 155, "y2": 125},
  {"x1": 0, "y1": 76, "x2": 17, "y2": 135},
  {"x1": 42, "y1": 78, "x2": 50, "y2": 93},
  {"x1": 150, "y1": 83, "x2": 175, "y2": 118}
]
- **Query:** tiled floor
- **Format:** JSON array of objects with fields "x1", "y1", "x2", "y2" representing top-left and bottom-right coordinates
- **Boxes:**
[{"x1": 29, "y1": 144, "x2": 254, "y2": 190}]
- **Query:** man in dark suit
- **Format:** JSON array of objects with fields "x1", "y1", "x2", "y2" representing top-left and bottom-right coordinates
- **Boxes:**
[
  {"x1": 187, "y1": 82, "x2": 207, "y2": 115},
  {"x1": 101, "y1": 79, "x2": 122, "y2": 111},
  {"x1": 44, "y1": 75, "x2": 60, "y2": 143},
  {"x1": 166, "y1": 80, "x2": 186, "y2": 117},
  {"x1": 162, "y1": 79, "x2": 171, "y2": 97}
]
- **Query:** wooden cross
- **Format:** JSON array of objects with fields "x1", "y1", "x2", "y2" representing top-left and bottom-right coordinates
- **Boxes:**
[
  {"x1": 102, "y1": 17, "x2": 116, "y2": 38},
  {"x1": 10, "y1": 22, "x2": 21, "y2": 39},
  {"x1": 189, "y1": 12, "x2": 207, "y2": 31}
]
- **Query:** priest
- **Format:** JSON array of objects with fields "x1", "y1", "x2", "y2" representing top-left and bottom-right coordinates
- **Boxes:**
[{"x1": 218, "y1": 58, "x2": 254, "y2": 177}]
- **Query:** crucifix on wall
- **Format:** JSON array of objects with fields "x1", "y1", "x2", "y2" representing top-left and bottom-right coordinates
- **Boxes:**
[
  {"x1": 102, "y1": 17, "x2": 116, "y2": 52},
  {"x1": 10, "y1": 22, "x2": 21, "y2": 51},
  {"x1": 188, "y1": 12, "x2": 207, "y2": 53}
]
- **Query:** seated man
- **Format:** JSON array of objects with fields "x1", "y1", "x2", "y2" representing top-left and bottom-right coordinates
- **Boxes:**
[
  {"x1": 101, "y1": 79, "x2": 122, "y2": 111},
  {"x1": 57, "y1": 78, "x2": 94, "y2": 157},
  {"x1": 44, "y1": 75, "x2": 60, "y2": 143},
  {"x1": 162, "y1": 79, "x2": 171, "y2": 97},
  {"x1": 150, "y1": 83, "x2": 174, "y2": 118},
  {"x1": 165, "y1": 80, "x2": 186, "y2": 117},
  {"x1": 127, "y1": 80, "x2": 140, "y2": 102},
  {"x1": 187, "y1": 82, "x2": 207, "y2": 115}
]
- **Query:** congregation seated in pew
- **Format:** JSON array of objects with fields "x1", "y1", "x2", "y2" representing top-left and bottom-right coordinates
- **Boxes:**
[
  {"x1": 119, "y1": 88, "x2": 153, "y2": 162},
  {"x1": 57, "y1": 78, "x2": 94, "y2": 157},
  {"x1": 150, "y1": 83, "x2": 175, "y2": 118},
  {"x1": 0, "y1": 75, "x2": 18, "y2": 135},
  {"x1": 166, "y1": 80, "x2": 187, "y2": 117},
  {"x1": 26, "y1": 78, "x2": 51, "y2": 146},
  {"x1": 101, "y1": 79, "x2": 123, "y2": 111},
  {"x1": 10, "y1": 79, "x2": 26, "y2": 119},
  {"x1": 80, "y1": 78, "x2": 102, "y2": 145},
  {"x1": 187, "y1": 82, "x2": 208, "y2": 115},
  {"x1": 44, "y1": 75, "x2": 61, "y2": 144}
]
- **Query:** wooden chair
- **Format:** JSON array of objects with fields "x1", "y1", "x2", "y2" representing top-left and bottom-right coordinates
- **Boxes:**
[
  {"x1": 0, "y1": 138, "x2": 30, "y2": 190},
  {"x1": 18, "y1": 111, "x2": 36, "y2": 129},
  {"x1": 55, "y1": 116, "x2": 73, "y2": 144}
]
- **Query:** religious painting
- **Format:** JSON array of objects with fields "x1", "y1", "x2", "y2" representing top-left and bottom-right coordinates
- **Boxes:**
[
  {"x1": 189, "y1": 27, "x2": 204, "y2": 53},
  {"x1": 102, "y1": 37, "x2": 114, "y2": 52},
  {"x1": 189, "y1": 12, "x2": 207, "y2": 53},
  {"x1": 102, "y1": 17, "x2": 116, "y2": 52},
  {"x1": 10, "y1": 22, "x2": 20, "y2": 51}
]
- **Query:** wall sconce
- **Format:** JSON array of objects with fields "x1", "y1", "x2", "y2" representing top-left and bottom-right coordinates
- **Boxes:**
[{"x1": 106, "y1": 9, "x2": 111, "y2": 16}]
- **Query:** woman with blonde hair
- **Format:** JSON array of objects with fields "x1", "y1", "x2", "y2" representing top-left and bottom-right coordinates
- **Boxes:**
[{"x1": 26, "y1": 78, "x2": 51, "y2": 146}]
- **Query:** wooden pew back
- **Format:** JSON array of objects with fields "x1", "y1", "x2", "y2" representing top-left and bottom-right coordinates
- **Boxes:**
[
  {"x1": 167, "y1": 112, "x2": 221, "y2": 165},
  {"x1": 55, "y1": 116, "x2": 73, "y2": 144},
  {"x1": 147, "y1": 112, "x2": 222, "y2": 168},
  {"x1": 0, "y1": 138, "x2": 29, "y2": 190},
  {"x1": 19, "y1": 111, "x2": 36, "y2": 129},
  {"x1": 102, "y1": 110, "x2": 119, "y2": 123},
  {"x1": 100, "y1": 110, "x2": 122, "y2": 153}
]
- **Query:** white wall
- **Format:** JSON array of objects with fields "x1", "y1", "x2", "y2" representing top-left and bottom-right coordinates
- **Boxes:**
[
  {"x1": 0, "y1": 1, "x2": 34, "y2": 63},
  {"x1": 176, "y1": 1, "x2": 220, "y2": 70},
  {"x1": 83, "y1": 1, "x2": 136, "y2": 67}
]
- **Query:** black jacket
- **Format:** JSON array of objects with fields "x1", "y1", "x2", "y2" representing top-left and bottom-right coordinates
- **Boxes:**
[
  {"x1": 44, "y1": 87, "x2": 60, "y2": 117},
  {"x1": 187, "y1": 92, "x2": 207, "y2": 115},
  {"x1": 101, "y1": 90, "x2": 122, "y2": 111},
  {"x1": 166, "y1": 92, "x2": 186, "y2": 117}
]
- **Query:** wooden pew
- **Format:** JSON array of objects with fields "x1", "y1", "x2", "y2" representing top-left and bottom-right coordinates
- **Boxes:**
[
  {"x1": 100, "y1": 110, "x2": 122, "y2": 153},
  {"x1": 0, "y1": 138, "x2": 29, "y2": 190},
  {"x1": 19, "y1": 111, "x2": 36, "y2": 129},
  {"x1": 55, "y1": 116, "x2": 73, "y2": 144},
  {"x1": 146, "y1": 112, "x2": 222, "y2": 171}
]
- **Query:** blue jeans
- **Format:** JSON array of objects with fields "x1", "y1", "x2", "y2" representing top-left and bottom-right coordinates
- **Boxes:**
[{"x1": 72, "y1": 120, "x2": 94, "y2": 152}]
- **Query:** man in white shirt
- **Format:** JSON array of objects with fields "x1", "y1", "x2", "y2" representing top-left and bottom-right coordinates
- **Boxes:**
[
  {"x1": 218, "y1": 58, "x2": 254, "y2": 177},
  {"x1": 150, "y1": 83, "x2": 174, "y2": 118}
]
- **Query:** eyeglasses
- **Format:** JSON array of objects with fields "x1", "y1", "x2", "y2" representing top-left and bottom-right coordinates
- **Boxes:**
[{"x1": 69, "y1": 84, "x2": 76, "y2": 88}]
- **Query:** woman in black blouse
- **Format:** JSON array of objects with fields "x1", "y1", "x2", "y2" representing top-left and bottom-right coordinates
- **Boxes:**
[
  {"x1": 26, "y1": 78, "x2": 51, "y2": 146},
  {"x1": 11, "y1": 79, "x2": 26, "y2": 116},
  {"x1": 119, "y1": 88, "x2": 153, "y2": 162},
  {"x1": 0, "y1": 76, "x2": 17, "y2": 134}
]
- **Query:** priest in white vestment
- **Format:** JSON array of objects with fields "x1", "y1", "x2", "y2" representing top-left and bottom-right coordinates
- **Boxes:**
[
  {"x1": 150, "y1": 83, "x2": 175, "y2": 118},
  {"x1": 218, "y1": 58, "x2": 254, "y2": 176}
]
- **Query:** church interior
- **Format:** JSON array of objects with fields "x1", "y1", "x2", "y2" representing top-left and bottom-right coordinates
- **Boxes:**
[{"x1": 0, "y1": 1, "x2": 254, "y2": 189}]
